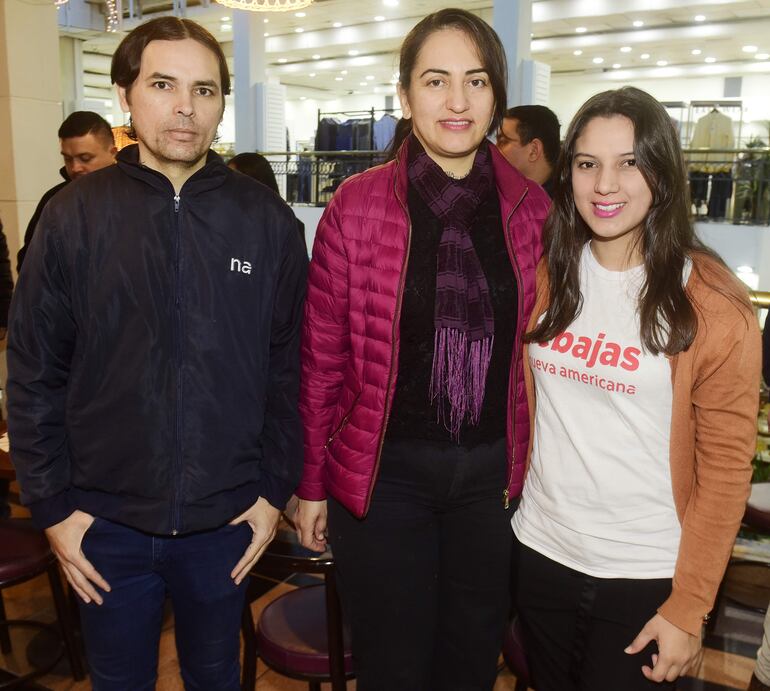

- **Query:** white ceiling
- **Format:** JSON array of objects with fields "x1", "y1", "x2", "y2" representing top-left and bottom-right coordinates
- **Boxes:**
[{"x1": 66, "y1": 0, "x2": 770, "y2": 101}]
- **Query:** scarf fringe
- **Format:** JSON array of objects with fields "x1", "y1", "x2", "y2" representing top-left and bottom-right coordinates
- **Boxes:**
[{"x1": 429, "y1": 327, "x2": 494, "y2": 441}]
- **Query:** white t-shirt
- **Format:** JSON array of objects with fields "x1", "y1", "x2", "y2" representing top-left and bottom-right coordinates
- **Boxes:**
[{"x1": 512, "y1": 244, "x2": 682, "y2": 579}]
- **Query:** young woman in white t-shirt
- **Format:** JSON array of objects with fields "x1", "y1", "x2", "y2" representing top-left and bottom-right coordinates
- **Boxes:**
[{"x1": 513, "y1": 86, "x2": 761, "y2": 690}]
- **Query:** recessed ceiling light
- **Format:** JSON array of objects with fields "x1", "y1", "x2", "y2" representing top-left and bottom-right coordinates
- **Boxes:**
[
  {"x1": 612, "y1": 63, "x2": 621, "y2": 69},
  {"x1": 620, "y1": 46, "x2": 632, "y2": 53},
  {"x1": 633, "y1": 20, "x2": 644, "y2": 27},
  {"x1": 263, "y1": 18, "x2": 268, "y2": 23},
  {"x1": 221, "y1": 15, "x2": 230, "y2": 21},
  {"x1": 333, "y1": 22, "x2": 342, "y2": 28},
  {"x1": 592, "y1": 57, "x2": 604, "y2": 64},
  {"x1": 640, "y1": 53, "x2": 650, "y2": 59},
  {"x1": 221, "y1": 23, "x2": 232, "y2": 32},
  {"x1": 694, "y1": 14, "x2": 706, "y2": 21},
  {"x1": 743, "y1": 45, "x2": 758, "y2": 53},
  {"x1": 704, "y1": 56, "x2": 717, "y2": 63},
  {"x1": 295, "y1": 11, "x2": 306, "y2": 17},
  {"x1": 335, "y1": 76, "x2": 343, "y2": 81},
  {"x1": 348, "y1": 49, "x2": 359, "y2": 56},
  {"x1": 312, "y1": 54, "x2": 321, "y2": 60},
  {"x1": 756, "y1": 53, "x2": 770, "y2": 60},
  {"x1": 576, "y1": 26, "x2": 587, "y2": 33},
  {"x1": 360, "y1": 82, "x2": 367, "y2": 86},
  {"x1": 573, "y1": 49, "x2": 583, "y2": 56},
  {"x1": 691, "y1": 49, "x2": 701, "y2": 55},
  {"x1": 300, "y1": 96, "x2": 307, "y2": 100},
  {"x1": 366, "y1": 75, "x2": 374, "y2": 80},
  {"x1": 295, "y1": 27, "x2": 304, "y2": 33},
  {"x1": 374, "y1": 15, "x2": 385, "y2": 21},
  {"x1": 309, "y1": 72, "x2": 316, "y2": 77},
  {"x1": 383, "y1": 0, "x2": 399, "y2": 5},
  {"x1": 340, "y1": 70, "x2": 348, "y2": 74},
  {"x1": 277, "y1": 58, "x2": 287, "y2": 63},
  {"x1": 656, "y1": 60, "x2": 668, "y2": 66},
  {"x1": 263, "y1": 32, "x2": 269, "y2": 37}
]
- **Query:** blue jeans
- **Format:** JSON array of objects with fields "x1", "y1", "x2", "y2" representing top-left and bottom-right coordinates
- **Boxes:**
[{"x1": 78, "y1": 517, "x2": 252, "y2": 691}]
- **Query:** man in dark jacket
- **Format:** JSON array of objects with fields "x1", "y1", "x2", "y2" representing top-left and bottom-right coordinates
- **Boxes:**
[
  {"x1": 496, "y1": 105, "x2": 561, "y2": 197},
  {"x1": 7, "y1": 17, "x2": 306, "y2": 691},
  {"x1": 17, "y1": 111, "x2": 116, "y2": 272}
]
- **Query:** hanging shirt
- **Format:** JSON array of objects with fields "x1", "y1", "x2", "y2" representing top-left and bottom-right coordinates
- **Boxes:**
[{"x1": 513, "y1": 244, "x2": 683, "y2": 579}]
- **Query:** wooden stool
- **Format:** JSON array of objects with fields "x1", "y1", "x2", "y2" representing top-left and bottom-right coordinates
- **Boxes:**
[{"x1": 0, "y1": 519, "x2": 86, "y2": 688}]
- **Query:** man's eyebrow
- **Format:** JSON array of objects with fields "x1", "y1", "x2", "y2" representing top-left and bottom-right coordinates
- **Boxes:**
[{"x1": 147, "y1": 72, "x2": 177, "y2": 81}]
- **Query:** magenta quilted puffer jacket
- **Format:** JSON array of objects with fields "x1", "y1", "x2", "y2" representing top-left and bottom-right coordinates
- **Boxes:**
[{"x1": 297, "y1": 140, "x2": 550, "y2": 517}]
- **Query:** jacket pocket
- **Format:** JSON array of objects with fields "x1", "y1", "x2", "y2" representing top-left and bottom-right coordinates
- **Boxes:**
[{"x1": 324, "y1": 390, "x2": 362, "y2": 449}]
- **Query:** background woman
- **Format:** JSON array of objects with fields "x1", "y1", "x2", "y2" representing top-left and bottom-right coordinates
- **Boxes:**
[
  {"x1": 514, "y1": 86, "x2": 761, "y2": 690},
  {"x1": 295, "y1": 8, "x2": 549, "y2": 690}
]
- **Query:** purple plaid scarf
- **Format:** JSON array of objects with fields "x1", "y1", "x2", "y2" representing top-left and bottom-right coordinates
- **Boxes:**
[{"x1": 407, "y1": 135, "x2": 495, "y2": 441}]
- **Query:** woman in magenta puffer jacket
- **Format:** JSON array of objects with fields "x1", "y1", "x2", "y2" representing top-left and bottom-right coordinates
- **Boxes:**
[{"x1": 295, "y1": 9, "x2": 550, "y2": 690}]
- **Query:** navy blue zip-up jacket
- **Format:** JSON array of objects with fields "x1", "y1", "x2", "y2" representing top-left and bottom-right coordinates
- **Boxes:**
[{"x1": 7, "y1": 145, "x2": 308, "y2": 534}]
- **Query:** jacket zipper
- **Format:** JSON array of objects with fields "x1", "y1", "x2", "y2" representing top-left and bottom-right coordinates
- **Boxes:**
[
  {"x1": 324, "y1": 391, "x2": 362, "y2": 449},
  {"x1": 171, "y1": 193, "x2": 182, "y2": 534},
  {"x1": 363, "y1": 168, "x2": 412, "y2": 516},
  {"x1": 501, "y1": 188, "x2": 529, "y2": 509}
]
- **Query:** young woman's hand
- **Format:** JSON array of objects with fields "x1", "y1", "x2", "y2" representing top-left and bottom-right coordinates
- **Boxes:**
[
  {"x1": 625, "y1": 613, "x2": 702, "y2": 682},
  {"x1": 296, "y1": 498, "x2": 328, "y2": 552}
]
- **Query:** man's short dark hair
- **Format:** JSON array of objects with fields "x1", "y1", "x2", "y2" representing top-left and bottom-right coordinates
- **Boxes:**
[
  {"x1": 58, "y1": 111, "x2": 115, "y2": 146},
  {"x1": 504, "y1": 105, "x2": 561, "y2": 167}
]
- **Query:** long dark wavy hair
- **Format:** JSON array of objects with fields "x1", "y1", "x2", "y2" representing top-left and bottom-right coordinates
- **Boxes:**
[{"x1": 527, "y1": 86, "x2": 726, "y2": 356}]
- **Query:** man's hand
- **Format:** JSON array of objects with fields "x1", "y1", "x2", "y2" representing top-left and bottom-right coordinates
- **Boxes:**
[
  {"x1": 229, "y1": 497, "x2": 281, "y2": 585},
  {"x1": 296, "y1": 499, "x2": 328, "y2": 552},
  {"x1": 45, "y1": 510, "x2": 111, "y2": 605},
  {"x1": 625, "y1": 613, "x2": 702, "y2": 682}
]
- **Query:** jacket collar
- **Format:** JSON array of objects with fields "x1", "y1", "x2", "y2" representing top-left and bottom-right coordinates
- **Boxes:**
[
  {"x1": 392, "y1": 134, "x2": 530, "y2": 211},
  {"x1": 59, "y1": 167, "x2": 70, "y2": 183},
  {"x1": 116, "y1": 144, "x2": 228, "y2": 196}
]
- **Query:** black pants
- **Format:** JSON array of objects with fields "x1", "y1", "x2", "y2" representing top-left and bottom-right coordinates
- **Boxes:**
[
  {"x1": 327, "y1": 438, "x2": 513, "y2": 691},
  {"x1": 516, "y1": 542, "x2": 675, "y2": 691}
]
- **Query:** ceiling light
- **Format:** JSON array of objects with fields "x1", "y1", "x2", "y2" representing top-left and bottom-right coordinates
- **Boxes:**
[
  {"x1": 743, "y1": 45, "x2": 758, "y2": 53},
  {"x1": 756, "y1": 53, "x2": 770, "y2": 60},
  {"x1": 612, "y1": 63, "x2": 621, "y2": 68},
  {"x1": 691, "y1": 49, "x2": 701, "y2": 55},
  {"x1": 383, "y1": 0, "x2": 398, "y2": 5},
  {"x1": 360, "y1": 82, "x2": 367, "y2": 86},
  {"x1": 633, "y1": 20, "x2": 644, "y2": 27},
  {"x1": 620, "y1": 46, "x2": 632, "y2": 53},
  {"x1": 300, "y1": 96, "x2": 307, "y2": 100},
  {"x1": 263, "y1": 18, "x2": 268, "y2": 23},
  {"x1": 374, "y1": 15, "x2": 385, "y2": 21},
  {"x1": 221, "y1": 23, "x2": 232, "y2": 31},
  {"x1": 390, "y1": 79, "x2": 398, "y2": 84},
  {"x1": 573, "y1": 49, "x2": 583, "y2": 56},
  {"x1": 332, "y1": 22, "x2": 342, "y2": 28},
  {"x1": 340, "y1": 69, "x2": 348, "y2": 74},
  {"x1": 576, "y1": 26, "x2": 587, "y2": 33},
  {"x1": 366, "y1": 75, "x2": 374, "y2": 80},
  {"x1": 295, "y1": 27, "x2": 304, "y2": 32},
  {"x1": 335, "y1": 76, "x2": 343, "y2": 81},
  {"x1": 348, "y1": 49, "x2": 359, "y2": 56},
  {"x1": 694, "y1": 14, "x2": 705, "y2": 21},
  {"x1": 640, "y1": 53, "x2": 650, "y2": 59},
  {"x1": 215, "y1": 0, "x2": 313, "y2": 9},
  {"x1": 592, "y1": 57, "x2": 604, "y2": 64},
  {"x1": 263, "y1": 32, "x2": 269, "y2": 36},
  {"x1": 221, "y1": 15, "x2": 230, "y2": 20},
  {"x1": 277, "y1": 58, "x2": 287, "y2": 63},
  {"x1": 312, "y1": 54, "x2": 320, "y2": 59},
  {"x1": 309, "y1": 72, "x2": 316, "y2": 77},
  {"x1": 656, "y1": 60, "x2": 668, "y2": 66},
  {"x1": 704, "y1": 56, "x2": 716, "y2": 63},
  {"x1": 295, "y1": 11, "x2": 305, "y2": 16}
]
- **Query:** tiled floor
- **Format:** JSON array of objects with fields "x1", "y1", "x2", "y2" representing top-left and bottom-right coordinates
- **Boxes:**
[{"x1": 1, "y1": 495, "x2": 766, "y2": 691}]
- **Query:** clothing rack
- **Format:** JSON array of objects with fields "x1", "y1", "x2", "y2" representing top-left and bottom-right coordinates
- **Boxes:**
[{"x1": 316, "y1": 107, "x2": 400, "y2": 151}]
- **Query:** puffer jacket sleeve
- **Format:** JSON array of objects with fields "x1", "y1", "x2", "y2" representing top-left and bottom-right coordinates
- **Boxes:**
[
  {"x1": 296, "y1": 191, "x2": 350, "y2": 500},
  {"x1": 6, "y1": 203, "x2": 77, "y2": 529}
]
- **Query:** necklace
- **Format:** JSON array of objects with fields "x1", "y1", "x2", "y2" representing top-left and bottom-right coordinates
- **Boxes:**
[{"x1": 444, "y1": 168, "x2": 471, "y2": 180}]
